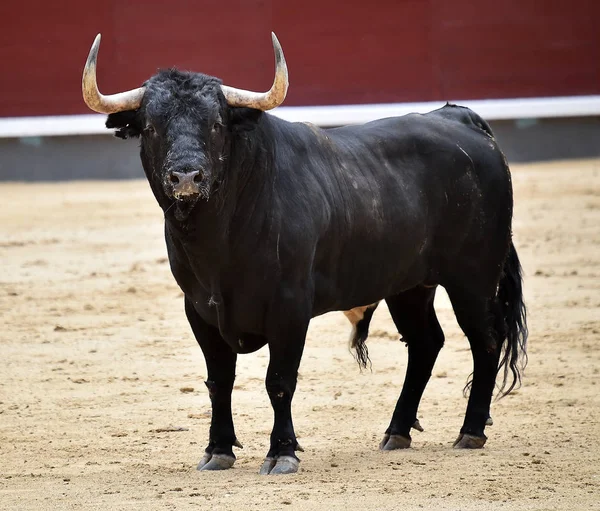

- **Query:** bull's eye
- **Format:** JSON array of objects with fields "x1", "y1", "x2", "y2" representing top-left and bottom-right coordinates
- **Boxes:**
[
  {"x1": 144, "y1": 124, "x2": 156, "y2": 135},
  {"x1": 211, "y1": 122, "x2": 222, "y2": 132}
]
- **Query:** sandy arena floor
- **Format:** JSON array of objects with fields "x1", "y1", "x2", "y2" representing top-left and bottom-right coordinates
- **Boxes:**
[{"x1": 1, "y1": 159, "x2": 599, "y2": 510}]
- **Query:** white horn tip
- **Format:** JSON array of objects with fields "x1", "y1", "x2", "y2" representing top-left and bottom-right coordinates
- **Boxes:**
[
  {"x1": 271, "y1": 32, "x2": 281, "y2": 49},
  {"x1": 92, "y1": 34, "x2": 101, "y2": 51},
  {"x1": 86, "y1": 34, "x2": 102, "y2": 65}
]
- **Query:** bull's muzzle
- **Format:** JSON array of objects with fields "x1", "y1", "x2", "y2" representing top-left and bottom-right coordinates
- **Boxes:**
[{"x1": 170, "y1": 170, "x2": 202, "y2": 198}]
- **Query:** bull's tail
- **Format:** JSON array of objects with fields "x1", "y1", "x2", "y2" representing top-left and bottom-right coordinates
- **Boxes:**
[
  {"x1": 496, "y1": 242, "x2": 528, "y2": 396},
  {"x1": 344, "y1": 303, "x2": 379, "y2": 369}
]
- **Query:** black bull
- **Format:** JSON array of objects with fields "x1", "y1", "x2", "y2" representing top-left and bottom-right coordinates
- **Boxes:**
[{"x1": 104, "y1": 70, "x2": 527, "y2": 474}]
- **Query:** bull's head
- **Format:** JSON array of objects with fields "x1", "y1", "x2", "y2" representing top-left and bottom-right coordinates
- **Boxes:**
[{"x1": 82, "y1": 34, "x2": 288, "y2": 219}]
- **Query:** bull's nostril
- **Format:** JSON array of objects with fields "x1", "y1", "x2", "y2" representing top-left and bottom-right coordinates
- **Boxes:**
[
  {"x1": 193, "y1": 173, "x2": 202, "y2": 183},
  {"x1": 170, "y1": 173, "x2": 180, "y2": 184}
]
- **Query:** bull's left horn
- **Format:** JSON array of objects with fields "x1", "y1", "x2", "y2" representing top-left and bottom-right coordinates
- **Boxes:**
[
  {"x1": 221, "y1": 32, "x2": 288, "y2": 111},
  {"x1": 82, "y1": 34, "x2": 145, "y2": 114}
]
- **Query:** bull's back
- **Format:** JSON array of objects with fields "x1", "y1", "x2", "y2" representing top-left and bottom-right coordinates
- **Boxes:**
[
  {"x1": 329, "y1": 105, "x2": 512, "y2": 250},
  {"x1": 272, "y1": 106, "x2": 513, "y2": 312}
]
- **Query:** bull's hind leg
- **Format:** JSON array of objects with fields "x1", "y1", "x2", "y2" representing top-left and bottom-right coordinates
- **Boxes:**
[
  {"x1": 446, "y1": 289, "x2": 503, "y2": 448},
  {"x1": 380, "y1": 286, "x2": 444, "y2": 450}
]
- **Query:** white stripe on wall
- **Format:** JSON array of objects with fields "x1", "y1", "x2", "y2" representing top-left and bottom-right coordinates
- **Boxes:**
[{"x1": 1, "y1": 95, "x2": 599, "y2": 138}]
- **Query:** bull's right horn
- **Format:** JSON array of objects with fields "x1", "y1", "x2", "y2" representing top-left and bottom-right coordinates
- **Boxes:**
[
  {"x1": 220, "y1": 32, "x2": 289, "y2": 111},
  {"x1": 82, "y1": 34, "x2": 145, "y2": 114}
]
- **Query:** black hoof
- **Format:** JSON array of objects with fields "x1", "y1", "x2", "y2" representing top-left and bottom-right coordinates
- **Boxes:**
[
  {"x1": 453, "y1": 433, "x2": 487, "y2": 449},
  {"x1": 197, "y1": 453, "x2": 236, "y2": 471},
  {"x1": 259, "y1": 456, "x2": 299, "y2": 475},
  {"x1": 379, "y1": 434, "x2": 411, "y2": 450}
]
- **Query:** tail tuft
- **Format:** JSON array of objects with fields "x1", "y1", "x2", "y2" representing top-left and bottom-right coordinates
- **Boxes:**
[{"x1": 343, "y1": 303, "x2": 379, "y2": 369}]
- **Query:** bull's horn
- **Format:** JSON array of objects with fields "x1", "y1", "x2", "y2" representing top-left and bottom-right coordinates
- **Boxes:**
[
  {"x1": 82, "y1": 34, "x2": 145, "y2": 114},
  {"x1": 221, "y1": 32, "x2": 288, "y2": 111}
]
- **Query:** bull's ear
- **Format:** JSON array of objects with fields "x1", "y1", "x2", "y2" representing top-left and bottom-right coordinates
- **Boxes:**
[
  {"x1": 228, "y1": 107, "x2": 262, "y2": 133},
  {"x1": 106, "y1": 111, "x2": 142, "y2": 139}
]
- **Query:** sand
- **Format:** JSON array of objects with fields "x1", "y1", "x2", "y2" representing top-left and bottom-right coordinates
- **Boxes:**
[{"x1": 1, "y1": 159, "x2": 599, "y2": 510}]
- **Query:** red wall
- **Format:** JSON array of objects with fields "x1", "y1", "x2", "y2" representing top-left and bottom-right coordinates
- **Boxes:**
[{"x1": 1, "y1": 1, "x2": 598, "y2": 117}]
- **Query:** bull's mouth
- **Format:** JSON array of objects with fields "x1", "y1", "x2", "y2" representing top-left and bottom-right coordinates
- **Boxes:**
[
  {"x1": 173, "y1": 190, "x2": 200, "y2": 201},
  {"x1": 173, "y1": 194, "x2": 199, "y2": 221}
]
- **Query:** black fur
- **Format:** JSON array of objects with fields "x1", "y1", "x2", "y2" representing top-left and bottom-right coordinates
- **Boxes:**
[{"x1": 104, "y1": 67, "x2": 528, "y2": 464}]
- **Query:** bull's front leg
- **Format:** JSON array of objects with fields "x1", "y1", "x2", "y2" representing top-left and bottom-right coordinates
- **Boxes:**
[
  {"x1": 184, "y1": 298, "x2": 241, "y2": 471},
  {"x1": 260, "y1": 294, "x2": 310, "y2": 475}
]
